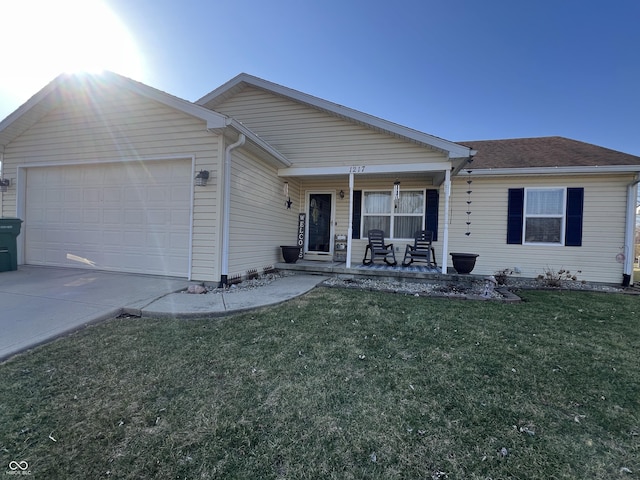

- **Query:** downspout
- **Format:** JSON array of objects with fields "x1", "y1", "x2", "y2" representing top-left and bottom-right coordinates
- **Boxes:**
[
  {"x1": 346, "y1": 172, "x2": 354, "y2": 268},
  {"x1": 219, "y1": 133, "x2": 246, "y2": 287},
  {"x1": 622, "y1": 175, "x2": 639, "y2": 287},
  {"x1": 441, "y1": 167, "x2": 451, "y2": 272}
]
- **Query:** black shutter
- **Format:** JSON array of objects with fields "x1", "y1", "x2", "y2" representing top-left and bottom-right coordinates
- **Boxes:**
[
  {"x1": 507, "y1": 188, "x2": 524, "y2": 244},
  {"x1": 565, "y1": 188, "x2": 584, "y2": 246},
  {"x1": 352, "y1": 190, "x2": 362, "y2": 239},
  {"x1": 425, "y1": 189, "x2": 439, "y2": 241}
]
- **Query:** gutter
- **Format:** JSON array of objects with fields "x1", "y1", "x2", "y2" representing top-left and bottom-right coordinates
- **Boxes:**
[
  {"x1": 470, "y1": 165, "x2": 640, "y2": 176},
  {"x1": 219, "y1": 133, "x2": 246, "y2": 287}
]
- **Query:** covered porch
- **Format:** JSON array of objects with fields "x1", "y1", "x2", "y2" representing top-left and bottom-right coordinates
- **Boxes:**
[{"x1": 278, "y1": 157, "x2": 474, "y2": 273}]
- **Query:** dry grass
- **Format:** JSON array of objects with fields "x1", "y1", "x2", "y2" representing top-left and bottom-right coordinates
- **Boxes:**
[{"x1": 0, "y1": 287, "x2": 638, "y2": 479}]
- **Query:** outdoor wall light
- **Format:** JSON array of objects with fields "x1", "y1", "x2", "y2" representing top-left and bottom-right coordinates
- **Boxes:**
[
  {"x1": 339, "y1": 190, "x2": 345, "y2": 199},
  {"x1": 195, "y1": 170, "x2": 210, "y2": 186},
  {"x1": 0, "y1": 178, "x2": 9, "y2": 193}
]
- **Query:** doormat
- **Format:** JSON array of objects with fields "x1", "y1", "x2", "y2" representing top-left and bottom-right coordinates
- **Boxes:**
[{"x1": 356, "y1": 263, "x2": 440, "y2": 273}]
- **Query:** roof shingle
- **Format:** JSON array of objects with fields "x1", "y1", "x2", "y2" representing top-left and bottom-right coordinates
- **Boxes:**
[{"x1": 459, "y1": 136, "x2": 640, "y2": 169}]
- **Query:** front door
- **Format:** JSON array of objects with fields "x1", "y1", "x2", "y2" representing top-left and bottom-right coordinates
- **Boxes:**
[{"x1": 306, "y1": 192, "x2": 334, "y2": 259}]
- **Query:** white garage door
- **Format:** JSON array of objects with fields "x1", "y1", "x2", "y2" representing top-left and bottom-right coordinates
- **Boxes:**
[{"x1": 24, "y1": 160, "x2": 192, "y2": 277}]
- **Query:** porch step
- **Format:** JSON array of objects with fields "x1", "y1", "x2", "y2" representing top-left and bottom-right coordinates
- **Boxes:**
[{"x1": 276, "y1": 260, "x2": 483, "y2": 284}]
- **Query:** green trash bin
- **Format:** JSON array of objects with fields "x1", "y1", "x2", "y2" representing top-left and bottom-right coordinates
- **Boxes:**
[
  {"x1": 0, "y1": 248, "x2": 10, "y2": 272},
  {"x1": 0, "y1": 218, "x2": 23, "y2": 272}
]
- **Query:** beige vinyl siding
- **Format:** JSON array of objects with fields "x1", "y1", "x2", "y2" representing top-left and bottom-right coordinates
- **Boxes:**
[
  {"x1": 447, "y1": 174, "x2": 632, "y2": 283},
  {"x1": 2, "y1": 88, "x2": 223, "y2": 281},
  {"x1": 211, "y1": 87, "x2": 445, "y2": 166},
  {"x1": 227, "y1": 148, "x2": 300, "y2": 277}
]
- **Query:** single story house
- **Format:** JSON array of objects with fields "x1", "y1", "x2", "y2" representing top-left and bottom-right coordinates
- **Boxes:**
[{"x1": 0, "y1": 72, "x2": 638, "y2": 285}]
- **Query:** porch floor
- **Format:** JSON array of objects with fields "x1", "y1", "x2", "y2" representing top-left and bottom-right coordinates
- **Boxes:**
[{"x1": 275, "y1": 259, "x2": 478, "y2": 283}]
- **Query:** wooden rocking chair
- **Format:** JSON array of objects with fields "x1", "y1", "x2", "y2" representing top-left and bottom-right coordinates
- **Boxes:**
[
  {"x1": 402, "y1": 230, "x2": 437, "y2": 267},
  {"x1": 363, "y1": 229, "x2": 397, "y2": 266}
]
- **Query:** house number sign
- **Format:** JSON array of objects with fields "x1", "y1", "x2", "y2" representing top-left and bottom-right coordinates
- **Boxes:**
[{"x1": 348, "y1": 166, "x2": 366, "y2": 173}]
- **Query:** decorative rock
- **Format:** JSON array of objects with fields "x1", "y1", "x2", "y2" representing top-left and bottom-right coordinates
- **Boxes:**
[{"x1": 187, "y1": 285, "x2": 207, "y2": 294}]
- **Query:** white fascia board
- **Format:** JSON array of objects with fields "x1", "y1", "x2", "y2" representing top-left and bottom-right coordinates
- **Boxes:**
[
  {"x1": 0, "y1": 74, "x2": 65, "y2": 145},
  {"x1": 278, "y1": 162, "x2": 451, "y2": 177},
  {"x1": 225, "y1": 118, "x2": 291, "y2": 167},
  {"x1": 470, "y1": 165, "x2": 640, "y2": 176},
  {"x1": 199, "y1": 74, "x2": 473, "y2": 158}
]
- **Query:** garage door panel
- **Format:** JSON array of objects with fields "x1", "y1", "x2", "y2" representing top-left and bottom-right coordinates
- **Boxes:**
[
  {"x1": 82, "y1": 208, "x2": 102, "y2": 224},
  {"x1": 83, "y1": 188, "x2": 101, "y2": 203},
  {"x1": 64, "y1": 168, "x2": 85, "y2": 183},
  {"x1": 77, "y1": 230, "x2": 102, "y2": 245},
  {"x1": 171, "y1": 209, "x2": 191, "y2": 226},
  {"x1": 172, "y1": 185, "x2": 191, "y2": 202},
  {"x1": 46, "y1": 189, "x2": 65, "y2": 202},
  {"x1": 123, "y1": 231, "x2": 146, "y2": 246},
  {"x1": 65, "y1": 188, "x2": 82, "y2": 202},
  {"x1": 124, "y1": 210, "x2": 144, "y2": 225},
  {"x1": 146, "y1": 210, "x2": 168, "y2": 225},
  {"x1": 103, "y1": 210, "x2": 123, "y2": 224},
  {"x1": 146, "y1": 186, "x2": 169, "y2": 202},
  {"x1": 170, "y1": 232, "x2": 189, "y2": 248},
  {"x1": 64, "y1": 209, "x2": 83, "y2": 223},
  {"x1": 25, "y1": 160, "x2": 191, "y2": 277},
  {"x1": 104, "y1": 187, "x2": 123, "y2": 202}
]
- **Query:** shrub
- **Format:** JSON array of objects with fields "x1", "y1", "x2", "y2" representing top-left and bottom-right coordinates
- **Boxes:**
[
  {"x1": 494, "y1": 268, "x2": 514, "y2": 286},
  {"x1": 536, "y1": 267, "x2": 581, "y2": 288}
]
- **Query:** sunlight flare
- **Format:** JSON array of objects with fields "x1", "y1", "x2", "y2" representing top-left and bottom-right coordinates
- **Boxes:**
[{"x1": 0, "y1": 0, "x2": 143, "y2": 105}]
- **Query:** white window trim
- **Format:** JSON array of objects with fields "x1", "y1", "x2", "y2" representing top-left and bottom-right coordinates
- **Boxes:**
[
  {"x1": 523, "y1": 187, "x2": 567, "y2": 246},
  {"x1": 361, "y1": 188, "x2": 425, "y2": 240}
]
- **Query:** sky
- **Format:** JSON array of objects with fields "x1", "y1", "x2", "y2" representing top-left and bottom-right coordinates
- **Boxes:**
[{"x1": 1, "y1": 0, "x2": 639, "y2": 156}]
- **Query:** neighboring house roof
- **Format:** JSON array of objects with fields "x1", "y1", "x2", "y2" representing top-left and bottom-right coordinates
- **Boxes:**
[
  {"x1": 460, "y1": 136, "x2": 640, "y2": 174},
  {"x1": 197, "y1": 73, "x2": 474, "y2": 160},
  {"x1": 0, "y1": 71, "x2": 290, "y2": 167}
]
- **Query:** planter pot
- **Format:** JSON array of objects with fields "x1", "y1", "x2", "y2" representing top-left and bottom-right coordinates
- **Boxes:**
[
  {"x1": 450, "y1": 253, "x2": 479, "y2": 274},
  {"x1": 281, "y1": 245, "x2": 301, "y2": 264}
]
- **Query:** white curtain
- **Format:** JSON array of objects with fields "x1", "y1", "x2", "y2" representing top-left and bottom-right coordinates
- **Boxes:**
[
  {"x1": 364, "y1": 192, "x2": 390, "y2": 213},
  {"x1": 395, "y1": 191, "x2": 424, "y2": 238},
  {"x1": 526, "y1": 189, "x2": 563, "y2": 215},
  {"x1": 396, "y1": 191, "x2": 423, "y2": 214},
  {"x1": 363, "y1": 190, "x2": 424, "y2": 239},
  {"x1": 363, "y1": 192, "x2": 391, "y2": 236}
]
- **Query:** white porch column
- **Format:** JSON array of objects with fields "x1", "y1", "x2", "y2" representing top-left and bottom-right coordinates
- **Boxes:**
[
  {"x1": 346, "y1": 172, "x2": 354, "y2": 268},
  {"x1": 441, "y1": 168, "x2": 451, "y2": 272}
]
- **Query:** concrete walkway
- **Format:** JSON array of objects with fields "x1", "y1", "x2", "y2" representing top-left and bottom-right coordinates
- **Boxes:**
[
  {"x1": 143, "y1": 274, "x2": 328, "y2": 318},
  {"x1": 0, "y1": 266, "x2": 327, "y2": 362}
]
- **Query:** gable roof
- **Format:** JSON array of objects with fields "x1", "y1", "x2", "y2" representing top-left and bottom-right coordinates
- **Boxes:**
[
  {"x1": 460, "y1": 137, "x2": 640, "y2": 174},
  {"x1": 0, "y1": 71, "x2": 290, "y2": 167},
  {"x1": 0, "y1": 71, "x2": 227, "y2": 149},
  {"x1": 197, "y1": 73, "x2": 474, "y2": 160}
]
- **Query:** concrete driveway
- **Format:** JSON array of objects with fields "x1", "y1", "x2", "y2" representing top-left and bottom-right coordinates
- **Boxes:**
[{"x1": 0, "y1": 266, "x2": 190, "y2": 361}]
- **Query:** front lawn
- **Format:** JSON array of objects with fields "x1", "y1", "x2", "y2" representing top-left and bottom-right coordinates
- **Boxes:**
[{"x1": 0, "y1": 288, "x2": 638, "y2": 479}]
